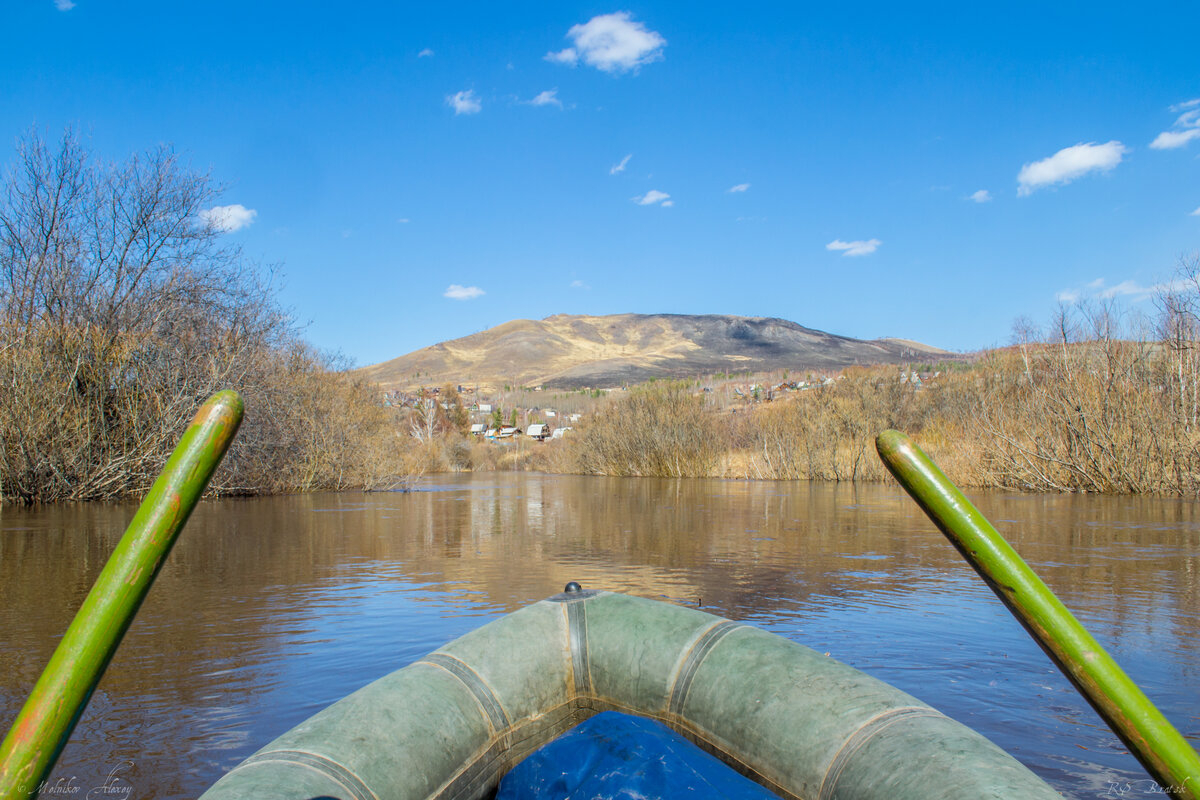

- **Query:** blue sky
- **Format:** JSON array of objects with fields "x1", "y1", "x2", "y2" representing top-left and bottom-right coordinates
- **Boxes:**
[{"x1": 4, "y1": 1, "x2": 1198, "y2": 366}]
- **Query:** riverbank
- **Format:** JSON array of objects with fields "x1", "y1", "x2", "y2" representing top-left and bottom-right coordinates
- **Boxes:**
[{"x1": 438, "y1": 332, "x2": 1200, "y2": 497}]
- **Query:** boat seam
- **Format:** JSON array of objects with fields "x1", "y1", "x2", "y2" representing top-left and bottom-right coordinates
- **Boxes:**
[
  {"x1": 419, "y1": 652, "x2": 511, "y2": 734},
  {"x1": 566, "y1": 597, "x2": 592, "y2": 696},
  {"x1": 818, "y1": 706, "x2": 945, "y2": 800},
  {"x1": 667, "y1": 620, "x2": 744, "y2": 716},
  {"x1": 235, "y1": 748, "x2": 378, "y2": 800}
]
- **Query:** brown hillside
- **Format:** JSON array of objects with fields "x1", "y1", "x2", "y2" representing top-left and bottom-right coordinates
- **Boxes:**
[{"x1": 357, "y1": 313, "x2": 954, "y2": 390}]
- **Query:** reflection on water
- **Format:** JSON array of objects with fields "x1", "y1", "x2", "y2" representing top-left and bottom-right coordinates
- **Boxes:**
[{"x1": 1, "y1": 474, "x2": 1197, "y2": 799}]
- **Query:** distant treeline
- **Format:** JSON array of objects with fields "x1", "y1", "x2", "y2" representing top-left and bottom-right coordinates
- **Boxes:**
[
  {"x1": 0, "y1": 130, "x2": 413, "y2": 504},
  {"x1": 363, "y1": 258, "x2": 1200, "y2": 497},
  {"x1": 508, "y1": 271, "x2": 1200, "y2": 496}
]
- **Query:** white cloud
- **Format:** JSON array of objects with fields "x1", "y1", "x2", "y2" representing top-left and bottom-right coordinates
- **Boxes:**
[
  {"x1": 969, "y1": 189, "x2": 992, "y2": 203},
  {"x1": 199, "y1": 204, "x2": 256, "y2": 233},
  {"x1": 397, "y1": 218, "x2": 410, "y2": 224},
  {"x1": 826, "y1": 238, "x2": 882, "y2": 257},
  {"x1": 633, "y1": 190, "x2": 670, "y2": 206},
  {"x1": 528, "y1": 89, "x2": 562, "y2": 108},
  {"x1": 1151, "y1": 129, "x2": 1200, "y2": 150},
  {"x1": 661, "y1": 200, "x2": 674, "y2": 207},
  {"x1": 446, "y1": 90, "x2": 481, "y2": 115},
  {"x1": 1150, "y1": 101, "x2": 1200, "y2": 150},
  {"x1": 1176, "y1": 109, "x2": 1200, "y2": 127},
  {"x1": 54, "y1": 0, "x2": 75, "y2": 10},
  {"x1": 1191, "y1": 206, "x2": 1200, "y2": 217},
  {"x1": 610, "y1": 154, "x2": 632, "y2": 174},
  {"x1": 1058, "y1": 276, "x2": 1172, "y2": 304},
  {"x1": 444, "y1": 284, "x2": 485, "y2": 300},
  {"x1": 1016, "y1": 141, "x2": 1126, "y2": 196},
  {"x1": 728, "y1": 183, "x2": 750, "y2": 193},
  {"x1": 545, "y1": 49, "x2": 579, "y2": 67},
  {"x1": 570, "y1": 279, "x2": 591, "y2": 290},
  {"x1": 1098, "y1": 280, "x2": 1158, "y2": 299},
  {"x1": 546, "y1": 12, "x2": 665, "y2": 74},
  {"x1": 418, "y1": 48, "x2": 434, "y2": 58}
]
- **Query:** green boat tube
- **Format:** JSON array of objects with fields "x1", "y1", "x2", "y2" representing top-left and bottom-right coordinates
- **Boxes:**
[{"x1": 200, "y1": 586, "x2": 1060, "y2": 800}]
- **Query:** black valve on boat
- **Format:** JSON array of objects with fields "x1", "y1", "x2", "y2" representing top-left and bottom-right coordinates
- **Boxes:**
[{"x1": 564, "y1": 581, "x2": 582, "y2": 594}]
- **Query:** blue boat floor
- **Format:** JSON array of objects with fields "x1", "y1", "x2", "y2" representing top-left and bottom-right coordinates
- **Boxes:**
[{"x1": 495, "y1": 711, "x2": 781, "y2": 800}]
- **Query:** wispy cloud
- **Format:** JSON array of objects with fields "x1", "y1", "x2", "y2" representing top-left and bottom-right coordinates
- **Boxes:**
[
  {"x1": 1057, "y1": 276, "x2": 1174, "y2": 304},
  {"x1": 545, "y1": 49, "x2": 579, "y2": 67},
  {"x1": 1151, "y1": 100, "x2": 1200, "y2": 150},
  {"x1": 54, "y1": 0, "x2": 75, "y2": 10},
  {"x1": 633, "y1": 189, "x2": 670, "y2": 206},
  {"x1": 1151, "y1": 129, "x2": 1200, "y2": 150},
  {"x1": 446, "y1": 90, "x2": 481, "y2": 115},
  {"x1": 570, "y1": 279, "x2": 591, "y2": 290},
  {"x1": 1017, "y1": 141, "x2": 1126, "y2": 196},
  {"x1": 199, "y1": 204, "x2": 256, "y2": 233},
  {"x1": 1191, "y1": 206, "x2": 1200, "y2": 217},
  {"x1": 728, "y1": 183, "x2": 750, "y2": 193},
  {"x1": 397, "y1": 218, "x2": 411, "y2": 224},
  {"x1": 418, "y1": 48, "x2": 434, "y2": 58},
  {"x1": 1098, "y1": 280, "x2": 1157, "y2": 299},
  {"x1": 528, "y1": 89, "x2": 562, "y2": 108},
  {"x1": 826, "y1": 238, "x2": 881, "y2": 257},
  {"x1": 444, "y1": 284, "x2": 485, "y2": 300},
  {"x1": 661, "y1": 200, "x2": 674, "y2": 207},
  {"x1": 546, "y1": 12, "x2": 666, "y2": 74},
  {"x1": 610, "y1": 154, "x2": 632, "y2": 175},
  {"x1": 969, "y1": 189, "x2": 992, "y2": 203}
]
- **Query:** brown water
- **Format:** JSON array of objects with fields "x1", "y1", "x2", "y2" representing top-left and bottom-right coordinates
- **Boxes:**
[{"x1": 1, "y1": 473, "x2": 1197, "y2": 799}]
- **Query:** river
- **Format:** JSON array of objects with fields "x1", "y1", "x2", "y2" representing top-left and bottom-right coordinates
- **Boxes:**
[{"x1": 1, "y1": 473, "x2": 1197, "y2": 799}]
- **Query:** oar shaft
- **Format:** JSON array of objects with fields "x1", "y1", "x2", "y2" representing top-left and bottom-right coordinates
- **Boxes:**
[
  {"x1": 0, "y1": 391, "x2": 243, "y2": 800},
  {"x1": 876, "y1": 429, "x2": 1200, "y2": 800}
]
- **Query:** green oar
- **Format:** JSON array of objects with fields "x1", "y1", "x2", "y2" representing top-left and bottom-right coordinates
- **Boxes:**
[
  {"x1": 876, "y1": 429, "x2": 1200, "y2": 800},
  {"x1": 0, "y1": 391, "x2": 243, "y2": 800}
]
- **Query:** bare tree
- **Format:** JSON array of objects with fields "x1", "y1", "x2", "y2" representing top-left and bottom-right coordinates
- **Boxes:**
[{"x1": 0, "y1": 129, "x2": 411, "y2": 502}]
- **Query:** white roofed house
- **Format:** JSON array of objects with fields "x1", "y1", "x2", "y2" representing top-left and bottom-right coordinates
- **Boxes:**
[
  {"x1": 469, "y1": 423, "x2": 487, "y2": 436},
  {"x1": 527, "y1": 423, "x2": 550, "y2": 441}
]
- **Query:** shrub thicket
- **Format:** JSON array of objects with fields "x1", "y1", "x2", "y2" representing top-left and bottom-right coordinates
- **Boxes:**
[
  {"x1": 0, "y1": 130, "x2": 412, "y2": 503},
  {"x1": 559, "y1": 277, "x2": 1200, "y2": 496},
  {"x1": 572, "y1": 381, "x2": 720, "y2": 477}
]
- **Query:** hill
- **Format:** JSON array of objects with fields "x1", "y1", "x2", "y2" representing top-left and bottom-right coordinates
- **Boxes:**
[{"x1": 357, "y1": 313, "x2": 954, "y2": 390}]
